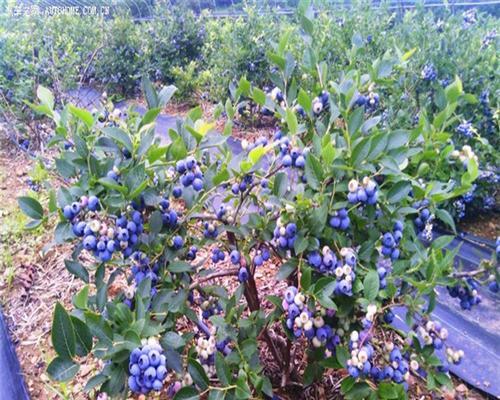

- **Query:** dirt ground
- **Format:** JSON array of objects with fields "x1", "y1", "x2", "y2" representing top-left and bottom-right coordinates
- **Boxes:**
[{"x1": 0, "y1": 113, "x2": 496, "y2": 400}]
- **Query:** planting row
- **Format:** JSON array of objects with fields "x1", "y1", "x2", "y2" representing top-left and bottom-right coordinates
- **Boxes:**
[{"x1": 17, "y1": 5, "x2": 499, "y2": 398}]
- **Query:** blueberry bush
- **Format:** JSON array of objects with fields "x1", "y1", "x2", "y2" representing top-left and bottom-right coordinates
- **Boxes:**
[
  {"x1": 2, "y1": 2, "x2": 498, "y2": 225},
  {"x1": 17, "y1": 3, "x2": 499, "y2": 398}
]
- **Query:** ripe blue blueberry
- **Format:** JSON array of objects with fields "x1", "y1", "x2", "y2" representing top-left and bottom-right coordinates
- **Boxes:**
[
  {"x1": 88, "y1": 196, "x2": 99, "y2": 211},
  {"x1": 173, "y1": 187, "x2": 182, "y2": 198},
  {"x1": 192, "y1": 178, "x2": 203, "y2": 191},
  {"x1": 238, "y1": 267, "x2": 249, "y2": 282},
  {"x1": 294, "y1": 155, "x2": 305, "y2": 168},
  {"x1": 254, "y1": 254, "x2": 263, "y2": 266},
  {"x1": 176, "y1": 160, "x2": 186, "y2": 174},
  {"x1": 282, "y1": 154, "x2": 292, "y2": 167},
  {"x1": 138, "y1": 354, "x2": 150, "y2": 369},
  {"x1": 172, "y1": 235, "x2": 184, "y2": 250},
  {"x1": 63, "y1": 205, "x2": 74, "y2": 220},
  {"x1": 230, "y1": 250, "x2": 240, "y2": 265}
]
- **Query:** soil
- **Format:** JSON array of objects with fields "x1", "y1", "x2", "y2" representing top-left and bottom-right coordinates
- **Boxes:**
[
  {"x1": 459, "y1": 213, "x2": 499, "y2": 241},
  {"x1": 0, "y1": 111, "x2": 495, "y2": 400}
]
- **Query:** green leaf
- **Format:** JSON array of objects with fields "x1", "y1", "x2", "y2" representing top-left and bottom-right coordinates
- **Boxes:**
[
  {"x1": 188, "y1": 359, "x2": 209, "y2": 390},
  {"x1": 276, "y1": 259, "x2": 298, "y2": 281},
  {"x1": 304, "y1": 154, "x2": 323, "y2": 190},
  {"x1": 286, "y1": 108, "x2": 298, "y2": 135},
  {"x1": 445, "y1": 76, "x2": 463, "y2": 104},
  {"x1": 385, "y1": 130, "x2": 409, "y2": 150},
  {"x1": 252, "y1": 87, "x2": 266, "y2": 106},
  {"x1": 363, "y1": 270, "x2": 380, "y2": 301},
  {"x1": 142, "y1": 75, "x2": 159, "y2": 108},
  {"x1": 336, "y1": 346, "x2": 350, "y2": 367},
  {"x1": 64, "y1": 259, "x2": 89, "y2": 283},
  {"x1": 351, "y1": 137, "x2": 371, "y2": 167},
  {"x1": 139, "y1": 107, "x2": 161, "y2": 129},
  {"x1": 386, "y1": 181, "x2": 411, "y2": 203},
  {"x1": 431, "y1": 235, "x2": 454, "y2": 250},
  {"x1": 215, "y1": 352, "x2": 231, "y2": 386},
  {"x1": 47, "y1": 357, "x2": 79, "y2": 382},
  {"x1": 149, "y1": 210, "x2": 163, "y2": 234},
  {"x1": 248, "y1": 145, "x2": 268, "y2": 166},
  {"x1": 73, "y1": 285, "x2": 89, "y2": 309},
  {"x1": 321, "y1": 140, "x2": 336, "y2": 165},
  {"x1": 98, "y1": 177, "x2": 127, "y2": 195},
  {"x1": 294, "y1": 233, "x2": 309, "y2": 255},
  {"x1": 169, "y1": 136, "x2": 188, "y2": 160},
  {"x1": 348, "y1": 107, "x2": 364, "y2": 136},
  {"x1": 351, "y1": 32, "x2": 364, "y2": 48},
  {"x1": 52, "y1": 303, "x2": 76, "y2": 359},
  {"x1": 68, "y1": 105, "x2": 93, "y2": 128},
  {"x1": 173, "y1": 387, "x2": 200, "y2": 400},
  {"x1": 84, "y1": 374, "x2": 108, "y2": 392},
  {"x1": 300, "y1": 266, "x2": 312, "y2": 291},
  {"x1": 71, "y1": 316, "x2": 93, "y2": 357},
  {"x1": 55, "y1": 158, "x2": 76, "y2": 179},
  {"x1": 161, "y1": 331, "x2": 186, "y2": 350},
  {"x1": 18, "y1": 196, "x2": 43, "y2": 220},
  {"x1": 37, "y1": 86, "x2": 54, "y2": 110},
  {"x1": 102, "y1": 127, "x2": 133, "y2": 154},
  {"x1": 158, "y1": 85, "x2": 177, "y2": 107},
  {"x1": 273, "y1": 172, "x2": 288, "y2": 197},
  {"x1": 297, "y1": 89, "x2": 311, "y2": 112},
  {"x1": 435, "y1": 209, "x2": 456, "y2": 234},
  {"x1": 168, "y1": 261, "x2": 193, "y2": 273},
  {"x1": 377, "y1": 382, "x2": 399, "y2": 399}
]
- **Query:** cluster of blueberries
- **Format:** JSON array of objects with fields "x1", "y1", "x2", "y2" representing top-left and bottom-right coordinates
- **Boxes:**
[
  {"x1": 354, "y1": 92, "x2": 380, "y2": 113},
  {"x1": 348, "y1": 333, "x2": 412, "y2": 386},
  {"x1": 174, "y1": 156, "x2": 204, "y2": 195},
  {"x1": 307, "y1": 247, "x2": 357, "y2": 296},
  {"x1": 185, "y1": 245, "x2": 198, "y2": 261},
  {"x1": 273, "y1": 222, "x2": 298, "y2": 251},
  {"x1": 347, "y1": 178, "x2": 379, "y2": 205},
  {"x1": 159, "y1": 198, "x2": 179, "y2": 229},
  {"x1": 128, "y1": 339, "x2": 168, "y2": 394},
  {"x1": 462, "y1": 8, "x2": 477, "y2": 28},
  {"x1": 412, "y1": 199, "x2": 431, "y2": 233},
  {"x1": 26, "y1": 178, "x2": 40, "y2": 192},
  {"x1": 462, "y1": 183, "x2": 477, "y2": 204},
  {"x1": 195, "y1": 335, "x2": 232, "y2": 378},
  {"x1": 229, "y1": 250, "x2": 247, "y2": 282},
  {"x1": 203, "y1": 222, "x2": 219, "y2": 239},
  {"x1": 328, "y1": 208, "x2": 350, "y2": 230},
  {"x1": 453, "y1": 198, "x2": 466, "y2": 220},
  {"x1": 124, "y1": 252, "x2": 160, "y2": 309},
  {"x1": 380, "y1": 221, "x2": 403, "y2": 261},
  {"x1": 479, "y1": 90, "x2": 496, "y2": 136},
  {"x1": 274, "y1": 131, "x2": 309, "y2": 172},
  {"x1": 210, "y1": 247, "x2": 226, "y2": 264},
  {"x1": 416, "y1": 319, "x2": 451, "y2": 352},
  {"x1": 252, "y1": 247, "x2": 270, "y2": 267},
  {"x1": 447, "y1": 278, "x2": 482, "y2": 310},
  {"x1": 311, "y1": 90, "x2": 330, "y2": 115},
  {"x1": 282, "y1": 287, "x2": 340, "y2": 352},
  {"x1": 199, "y1": 293, "x2": 223, "y2": 320},
  {"x1": 347, "y1": 306, "x2": 424, "y2": 390},
  {"x1": 376, "y1": 257, "x2": 393, "y2": 290},
  {"x1": 215, "y1": 203, "x2": 236, "y2": 224},
  {"x1": 456, "y1": 121, "x2": 476, "y2": 139},
  {"x1": 231, "y1": 174, "x2": 254, "y2": 195},
  {"x1": 421, "y1": 64, "x2": 438, "y2": 82},
  {"x1": 64, "y1": 196, "x2": 144, "y2": 262}
]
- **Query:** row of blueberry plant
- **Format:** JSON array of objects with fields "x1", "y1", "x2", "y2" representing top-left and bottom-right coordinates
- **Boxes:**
[
  {"x1": 3, "y1": 2, "x2": 498, "y2": 225},
  {"x1": 17, "y1": 3, "x2": 499, "y2": 399}
]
